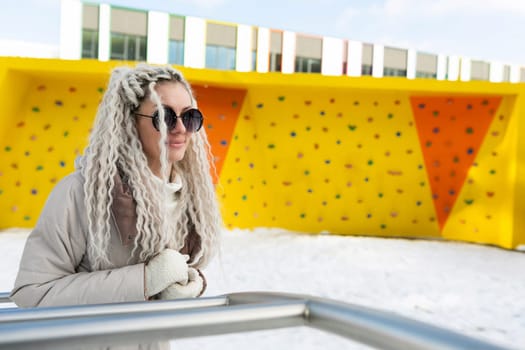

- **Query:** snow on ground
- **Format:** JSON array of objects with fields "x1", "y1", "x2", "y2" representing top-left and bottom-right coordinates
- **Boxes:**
[{"x1": 0, "y1": 228, "x2": 524, "y2": 350}]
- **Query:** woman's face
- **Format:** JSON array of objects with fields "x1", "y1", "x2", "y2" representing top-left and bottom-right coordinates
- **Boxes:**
[{"x1": 135, "y1": 82, "x2": 193, "y2": 176}]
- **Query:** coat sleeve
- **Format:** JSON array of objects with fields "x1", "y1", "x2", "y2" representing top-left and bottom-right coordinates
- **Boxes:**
[{"x1": 10, "y1": 173, "x2": 147, "y2": 308}]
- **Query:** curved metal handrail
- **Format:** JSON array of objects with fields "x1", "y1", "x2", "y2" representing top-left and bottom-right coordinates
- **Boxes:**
[
  {"x1": 0, "y1": 293, "x2": 10, "y2": 304},
  {"x1": 0, "y1": 296, "x2": 229, "y2": 323},
  {"x1": 0, "y1": 291, "x2": 511, "y2": 350}
]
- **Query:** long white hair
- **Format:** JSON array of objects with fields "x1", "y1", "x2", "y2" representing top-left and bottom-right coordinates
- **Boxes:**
[{"x1": 82, "y1": 64, "x2": 221, "y2": 270}]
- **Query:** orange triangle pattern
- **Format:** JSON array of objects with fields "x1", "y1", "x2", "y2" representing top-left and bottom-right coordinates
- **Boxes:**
[
  {"x1": 192, "y1": 85, "x2": 246, "y2": 183},
  {"x1": 410, "y1": 96, "x2": 501, "y2": 229}
]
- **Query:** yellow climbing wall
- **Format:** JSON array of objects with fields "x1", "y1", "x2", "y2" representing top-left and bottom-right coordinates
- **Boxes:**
[
  {"x1": 219, "y1": 87, "x2": 440, "y2": 237},
  {"x1": 218, "y1": 86, "x2": 518, "y2": 250},
  {"x1": 1, "y1": 57, "x2": 524, "y2": 250},
  {"x1": 440, "y1": 96, "x2": 517, "y2": 248},
  {"x1": 0, "y1": 72, "x2": 100, "y2": 225}
]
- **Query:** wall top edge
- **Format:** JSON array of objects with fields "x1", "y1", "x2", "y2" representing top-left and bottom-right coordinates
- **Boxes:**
[{"x1": 1, "y1": 56, "x2": 523, "y2": 95}]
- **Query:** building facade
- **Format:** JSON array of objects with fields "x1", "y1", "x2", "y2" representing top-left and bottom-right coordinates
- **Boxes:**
[{"x1": 1, "y1": 0, "x2": 508, "y2": 83}]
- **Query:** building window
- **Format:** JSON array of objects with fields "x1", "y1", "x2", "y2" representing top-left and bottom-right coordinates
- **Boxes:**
[
  {"x1": 416, "y1": 71, "x2": 437, "y2": 79},
  {"x1": 416, "y1": 52, "x2": 437, "y2": 79},
  {"x1": 81, "y1": 4, "x2": 99, "y2": 59},
  {"x1": 169, "y1": 16, "x2": 184, "y2": 65},
  {"x1": 383, "y1": 46, "x2": 407, "y2": 77},
  {"x1": 110, "y1": 7, "x2": 147, "y2": 61},
  {"x1": 169, "y1": 40, "x2": 184, "y2": 65},
  {"x1": 205, "y1": 45, "x2": 236, "y2": 70},
  {"x1": 444, "y1": 56, "x2": 450, "y2": 80},
  {"x1": 82, "y1": 29, "x2": 98, "y2": 59},
  {"x1": 342, "y1": 41, "x2": 348, "y2": 75},
  {"x1": 206, "y1": 22, "x2": 236, "y2": 70},
  {"x1": 251, "y1": 27, "x2": 258, "y2": 71},
  {"x1": 269, "y1": 31, "x2": 282, "y2": 72},
  {"x1": 110, "y1": 33, "x2": 147, "y2": 61},
  {"x1": 295, "y1": 35, "x2": 322, "y2": 73},
  {"x1": 362, "y1": 43, "x2": 373, "y2": 76},
  {"x1": 503, "y1": 65, "x2": 510, "y2": 82},
  {"x1": 383, "y1": 67, "x2": 407, "y2": 77},
  {"x1": 361, "y1": 65, "x2": 373, "y2": 75},
  {"x1": 252, "y1": 50, "x2": 257, "y2": 71},
  {"x1": 270, "y1": 53, "x2": 282, "y2": 72},
  {"x1": 471, "y1": 60, "x2": 490, "y2": 81},
  {"x1": 295, "y1": 57, "x2": 321, "y2": 73}
]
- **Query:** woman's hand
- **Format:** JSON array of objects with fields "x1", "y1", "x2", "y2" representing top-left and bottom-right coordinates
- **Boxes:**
[
  {"x1": 159, "y1": 268, "x2": 204, "y2": 299},
  {"x1": 144, "y1": 249, "x2": 189, "y2": 298}
]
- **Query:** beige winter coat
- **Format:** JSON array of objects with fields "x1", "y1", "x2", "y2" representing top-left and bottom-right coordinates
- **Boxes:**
[{"x1": 10, "y1": 169, "x2": 203, "y2": 308}]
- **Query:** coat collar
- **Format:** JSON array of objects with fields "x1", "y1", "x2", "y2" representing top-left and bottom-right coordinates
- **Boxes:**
[
  {"x1": 111, "y1": 171, "x2": 138, "y2": 246},
  {"x1": 110, "y1": 171, "x2": 201, "y2": 259}
]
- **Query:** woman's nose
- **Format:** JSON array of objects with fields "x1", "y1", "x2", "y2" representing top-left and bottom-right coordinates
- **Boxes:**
[{"x1": 170, "y1": 116, "x2": 186, "y2": 133}]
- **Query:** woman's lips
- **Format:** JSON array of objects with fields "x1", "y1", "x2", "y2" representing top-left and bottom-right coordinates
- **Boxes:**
[{"x1": 167, "y1": 140, "x2": 185, "y2": 148}]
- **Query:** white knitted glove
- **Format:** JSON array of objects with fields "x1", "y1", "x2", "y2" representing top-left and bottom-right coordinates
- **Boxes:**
[
  {"x1": 144, "y1": 249, "x2": 189, "y2": 298},
  {"x1": 159, "y1": 268, "x2": 204, "y2": 300}
]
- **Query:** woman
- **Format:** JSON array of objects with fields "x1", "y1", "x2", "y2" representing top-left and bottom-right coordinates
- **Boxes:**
[{"x1": 10, "y1": 64, "x2": 222, "y2": 307}]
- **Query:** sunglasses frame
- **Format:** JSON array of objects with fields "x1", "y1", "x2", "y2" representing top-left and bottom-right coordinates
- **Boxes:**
[{"x1": 135, "y1": 106, "x2": 204, "y2": 133}]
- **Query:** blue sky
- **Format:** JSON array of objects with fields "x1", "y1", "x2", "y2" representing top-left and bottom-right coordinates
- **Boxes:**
[{"x1": 1, "y1": 0, "x2": 524, "y2": 65}]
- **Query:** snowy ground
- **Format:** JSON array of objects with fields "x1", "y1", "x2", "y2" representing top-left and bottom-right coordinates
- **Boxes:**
[{"x1": 0, "y1": 228, "x2": 524, "y2": 350}]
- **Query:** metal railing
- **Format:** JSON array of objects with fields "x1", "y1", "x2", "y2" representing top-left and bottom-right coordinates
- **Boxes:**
[
  {"x1": 0, "y1": 293, "x2": 9, "y2": 304},
  {"x1": 0, "y1": 291, "x2": 511, "y2": 350}
]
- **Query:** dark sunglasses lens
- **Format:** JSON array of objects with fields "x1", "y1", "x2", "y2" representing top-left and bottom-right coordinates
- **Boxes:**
[
  {"x1": 151, "y1": 108, "x2": 178, "y2": 131},
  {"x1": 181, "y1": 109, "x2": 203, "y2": 132},
  {"x1": 151, "y1": 110, "x2": 161, "y2": 131},
  {"x1": 164, "y1": 108, "x2": 178, "y2": 130}
]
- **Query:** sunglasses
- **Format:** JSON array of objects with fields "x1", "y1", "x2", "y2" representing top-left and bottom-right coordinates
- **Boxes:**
[{"x1": 135, "y1": 107, "x2": 204, "y2": 133}]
